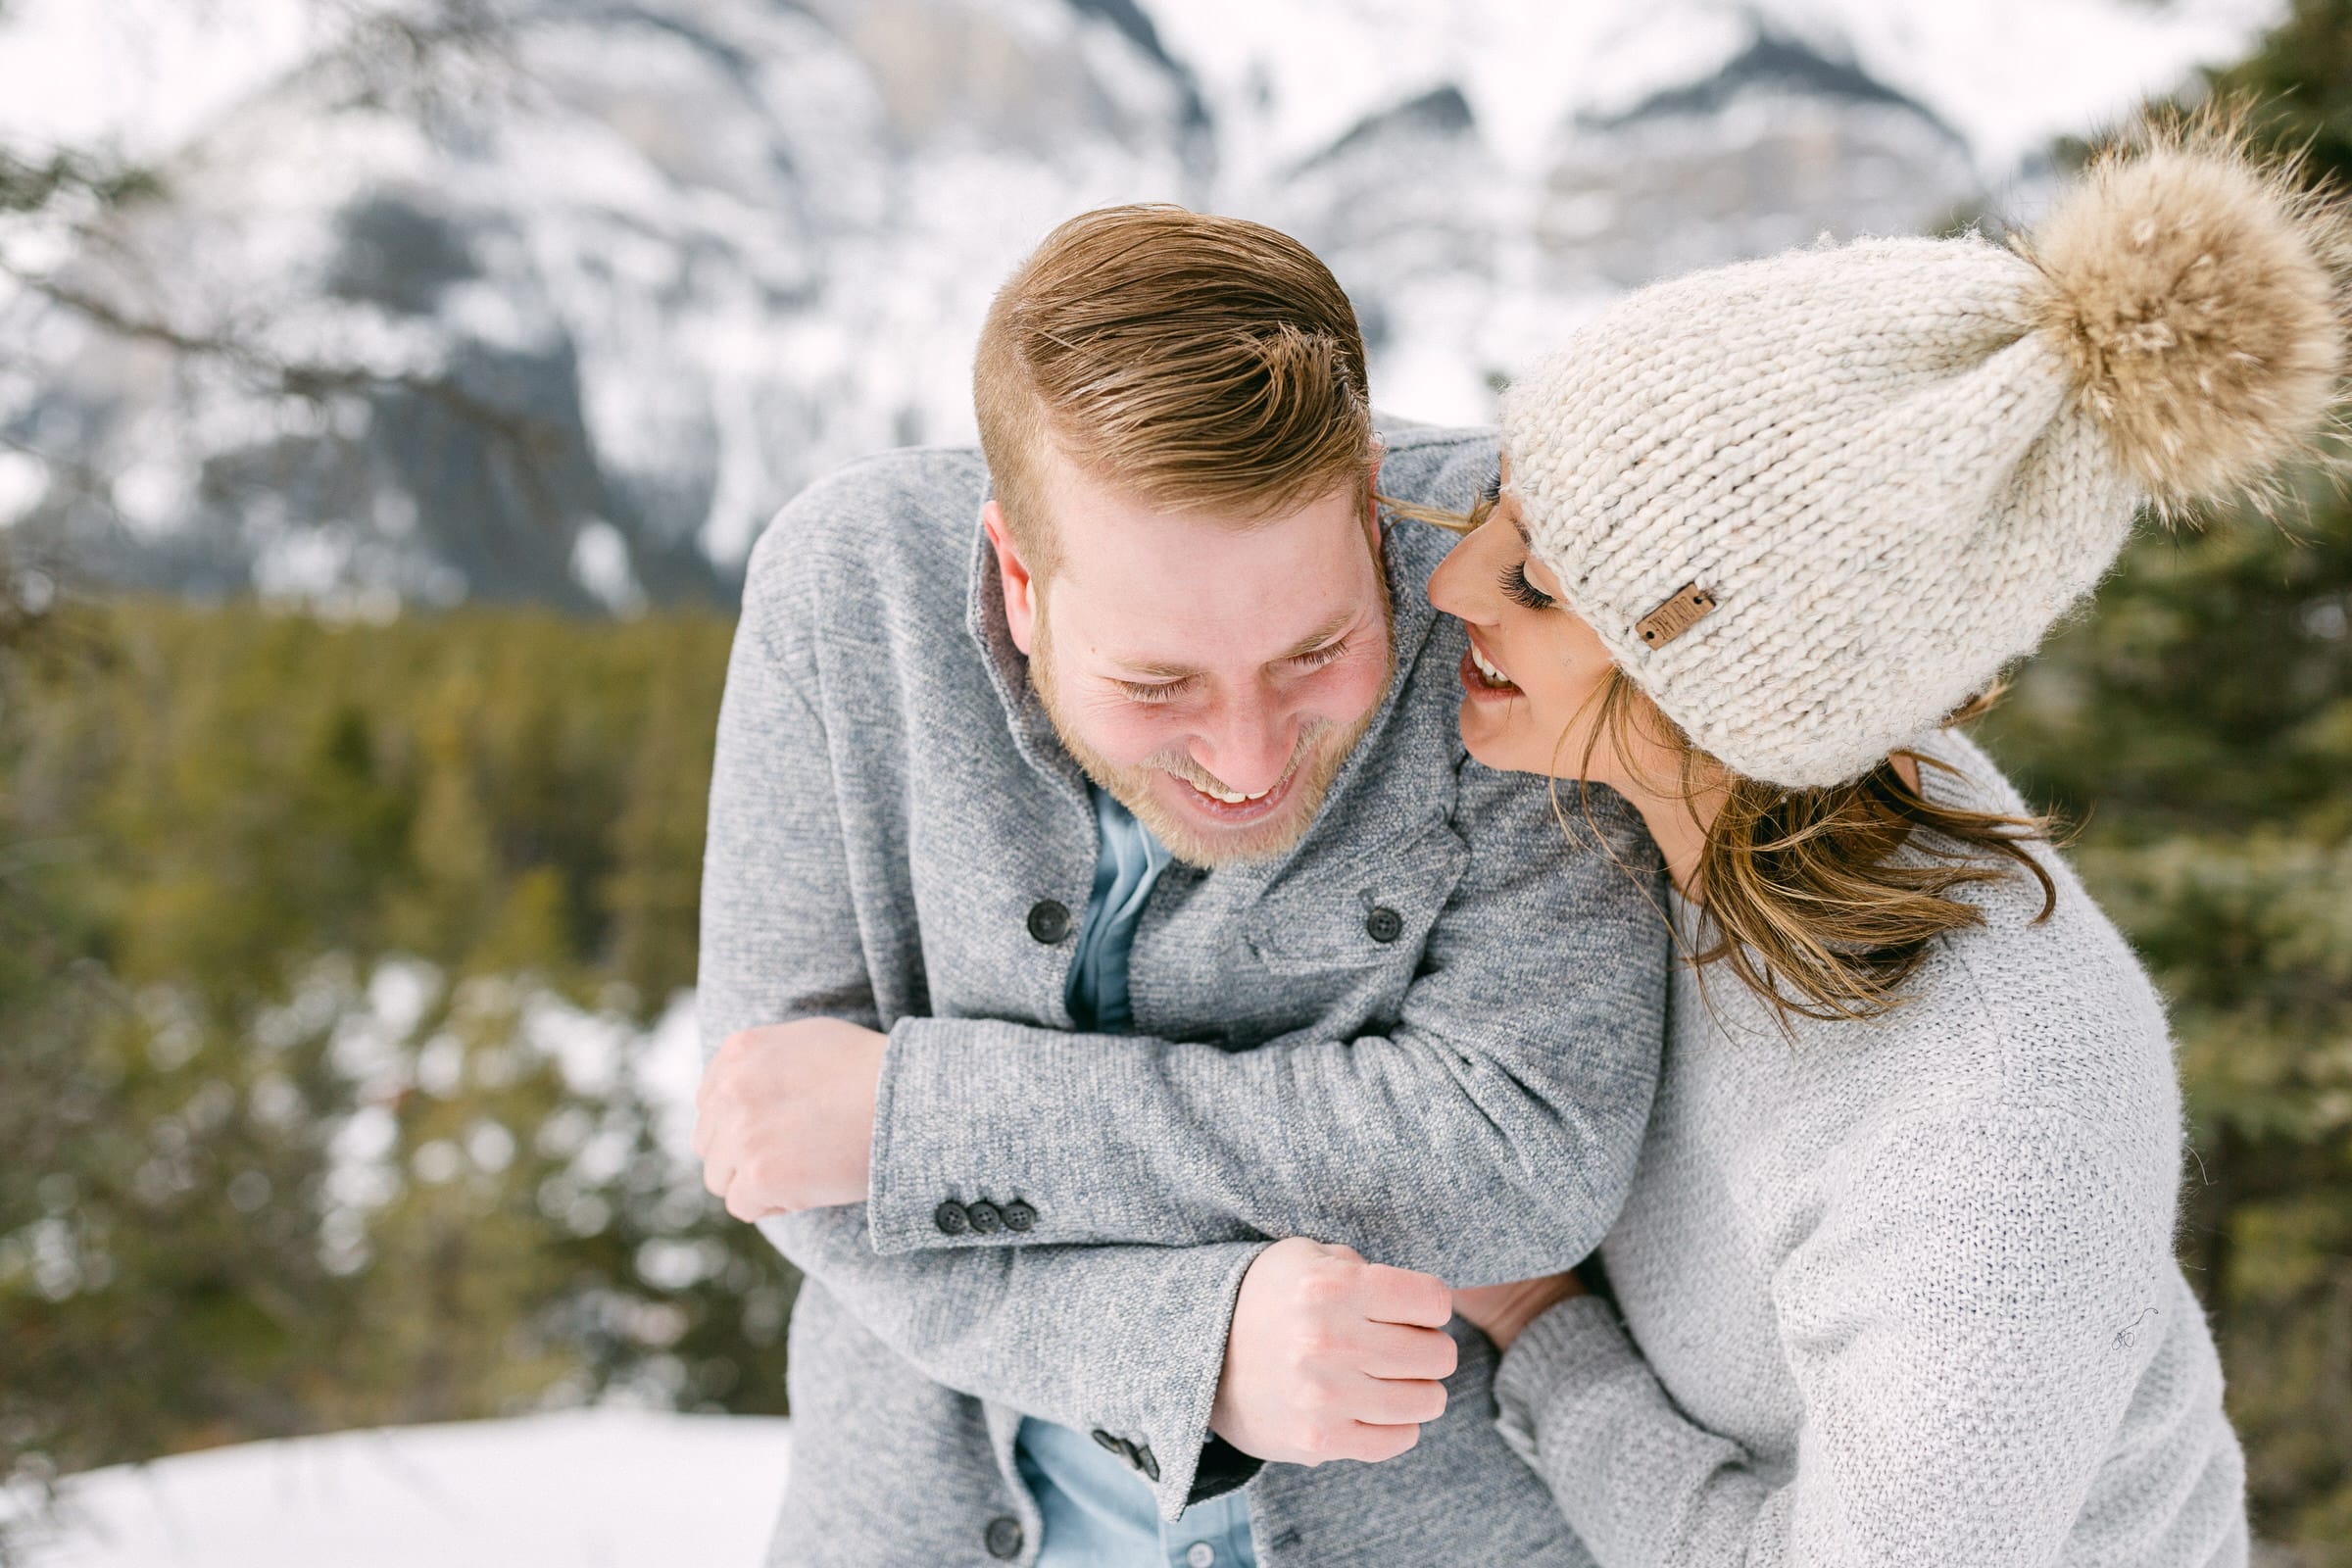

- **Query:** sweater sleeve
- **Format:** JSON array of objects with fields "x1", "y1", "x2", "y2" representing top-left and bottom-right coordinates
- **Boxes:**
[{"x1": 1491, "y1": 1105, "x2": 2174, "y2": 1568}]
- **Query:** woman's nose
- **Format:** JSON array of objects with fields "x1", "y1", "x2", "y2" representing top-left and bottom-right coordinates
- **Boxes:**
[{"x1": 1428, "y1": 528, "x2": 1490, "y2": 621}]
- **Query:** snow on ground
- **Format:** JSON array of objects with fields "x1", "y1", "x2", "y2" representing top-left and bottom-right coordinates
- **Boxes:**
[{"x1": 3, "y1": 1411, "x2": 793, "y2": 1568}]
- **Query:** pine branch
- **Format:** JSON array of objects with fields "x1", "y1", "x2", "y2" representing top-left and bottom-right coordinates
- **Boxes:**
[{"x1": 8, "y1": 263, "x2": 553, "y2": 450}]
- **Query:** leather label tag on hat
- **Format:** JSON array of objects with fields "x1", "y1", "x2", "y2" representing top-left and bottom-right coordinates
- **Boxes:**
[{"x1": 1636, "y1": 584, "x2": 1718, "y2": 648}]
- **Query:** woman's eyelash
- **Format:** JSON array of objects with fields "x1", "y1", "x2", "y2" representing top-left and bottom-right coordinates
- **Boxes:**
[
  {"x1": 1500, "y1": 563, "x2": 1555, "y2": 612},
  {"x1": 1480, "y1": 471, "x2": 1502, "y2": 506}
]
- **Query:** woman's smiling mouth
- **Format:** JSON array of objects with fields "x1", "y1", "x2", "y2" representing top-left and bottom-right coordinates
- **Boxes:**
[{"x1": 1462, "y1": 633, "x2": 1522, "y2": 700}]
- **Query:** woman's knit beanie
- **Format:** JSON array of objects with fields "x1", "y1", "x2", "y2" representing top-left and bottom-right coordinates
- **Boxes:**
[{"x1": 1501, "y1": 122, "x2": 2349, "y2": 790}]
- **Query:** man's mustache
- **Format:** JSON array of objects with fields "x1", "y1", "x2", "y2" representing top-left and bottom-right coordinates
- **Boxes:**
[{"x1": 1138, "y1": 720, "x2": 1335, "y2": 797}]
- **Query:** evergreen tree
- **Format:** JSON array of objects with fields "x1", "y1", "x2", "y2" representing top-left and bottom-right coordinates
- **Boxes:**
[
  {"x1": 0, "y1": 603, "x2": 788, "y2": 1564},
  {"x1": 1975, "y1": 10, "x2": 2352, "y2": 1550}
]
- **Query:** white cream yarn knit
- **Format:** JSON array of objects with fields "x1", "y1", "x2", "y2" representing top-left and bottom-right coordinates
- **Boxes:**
[
  {"x1": 1502, "y1": 133, "x2": 2343, "y2": 788},
  {"x1": 1493, "y1": 730, "x2": 2247, "y2": 1568}
]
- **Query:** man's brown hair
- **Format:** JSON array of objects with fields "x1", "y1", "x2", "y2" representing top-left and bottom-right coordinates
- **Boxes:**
[{"x1": 973, "y1": 204, "x2": 1376, "y2": 576}]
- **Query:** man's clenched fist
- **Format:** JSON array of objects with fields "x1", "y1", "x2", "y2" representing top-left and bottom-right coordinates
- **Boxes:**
[
  {"x1": 692, "y1": 1018, "x2": 887, "y2": 1220},
  {"x1": 1209, "y1": 1238, "x2": 1458, "y2": 1466}
]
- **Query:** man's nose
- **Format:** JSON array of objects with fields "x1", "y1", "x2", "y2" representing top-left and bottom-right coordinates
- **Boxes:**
[{"x1": 1192, "y1": 697, "x2": 1298, "y2": 797}]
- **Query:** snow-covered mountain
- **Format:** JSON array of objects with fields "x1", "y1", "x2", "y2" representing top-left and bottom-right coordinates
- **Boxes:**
[{"x1": 0, "y1": 0, "x2": 2285, "y2": 612}]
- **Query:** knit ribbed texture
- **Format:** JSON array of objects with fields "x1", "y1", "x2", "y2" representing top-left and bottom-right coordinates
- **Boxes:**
[
  {"x1": 1502, "y1": 237, "x2": 2135, "y2": 788},
  {"x1": 1501, "y1": 132, "x2": 2345, "y2": 789},
  {"x1": 1490, "y1": 731, "x2": 2248, "y2": 1568}
]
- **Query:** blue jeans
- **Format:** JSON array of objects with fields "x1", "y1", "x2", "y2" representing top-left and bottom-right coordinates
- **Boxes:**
[{"x1": 1016, "y1": 1419, "x2": 1259, "y2": 1568}]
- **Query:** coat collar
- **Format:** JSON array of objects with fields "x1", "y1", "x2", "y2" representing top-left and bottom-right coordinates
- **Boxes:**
[{"x1": 963, "y1": 514, "x2": 1093, "y2": 802}]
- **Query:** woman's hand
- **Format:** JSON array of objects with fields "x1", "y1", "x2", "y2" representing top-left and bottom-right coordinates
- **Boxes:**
[
  {"x1": 1209, "y1": 1238, "x2": 1459, "y2": 1466},
  {"x1": 1451, "y1": 1272, "x2": 1587, "y2": 1352}
]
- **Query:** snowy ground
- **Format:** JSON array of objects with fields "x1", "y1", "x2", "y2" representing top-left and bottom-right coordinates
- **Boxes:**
[{"x1": 2, "y1": 1411, "x2": 793, "y2": 1568}]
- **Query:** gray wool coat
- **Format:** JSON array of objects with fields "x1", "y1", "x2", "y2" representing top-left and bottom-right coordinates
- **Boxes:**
[{"x1": 696, "y1": 421, "x2": 1670, "y2": 1567}]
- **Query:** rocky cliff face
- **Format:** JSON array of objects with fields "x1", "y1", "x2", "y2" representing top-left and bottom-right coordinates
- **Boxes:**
[{"x1": 0, "y1": 0, "x2": 2279, "y2": 611}]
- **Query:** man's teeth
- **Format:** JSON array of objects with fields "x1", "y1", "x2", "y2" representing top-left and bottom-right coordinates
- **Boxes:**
[
  {"x1": 1191, "y1": 779, "x2": 1272, "y2": 805},
  {"x1": 1471, "y1": 643, "x2": 1517, "y2": 688}
]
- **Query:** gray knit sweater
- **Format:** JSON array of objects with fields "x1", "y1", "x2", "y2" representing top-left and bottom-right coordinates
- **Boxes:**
[{"x1": 1493, "y1": 730, "x2": 2248, "y2": 1567}]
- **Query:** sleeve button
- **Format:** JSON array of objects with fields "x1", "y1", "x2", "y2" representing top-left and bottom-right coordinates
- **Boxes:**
[
  {"x1": 1026, "y1": 900, "x2": 1072, "y2": 944},
  {"x1": 1001, "y1": 1198, "x2": 1036, "y2": 1232},
  {"x1": 1365, "y1": 906, "x2": 1403, "y2": 944},
  {"x1": 965, "y1": 1200, "x2": 1004, "y2": 1234},
  {"x1": 933, "y1": 1200, "x2": 971, "y2": 1235}
]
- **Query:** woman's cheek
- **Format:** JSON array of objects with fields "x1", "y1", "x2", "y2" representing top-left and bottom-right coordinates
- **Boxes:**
[
  {"x1": 1517, "y1": 653, "x2": 1610, "y2": 771},
  {"x1": 1487, "y1": 706, "x2": 1545, "y2": 774}
]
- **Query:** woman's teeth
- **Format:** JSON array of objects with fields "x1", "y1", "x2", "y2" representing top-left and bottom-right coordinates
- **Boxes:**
[
  {"x1": 1470, "y1": 643, "x2": 1518, "y2": 689},
  {"x1": 1190, "y1": 779, "x2": 1271, "y2": 805}
]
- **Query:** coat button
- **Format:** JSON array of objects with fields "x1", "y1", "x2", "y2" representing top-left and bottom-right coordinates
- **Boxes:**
[
  {"x1": 1365, "y1": 906, "x2": 1403, "y2": 943},
  {"x1": 966, "y1": 1199, "x2": 1004, "y2": 1234},
  {"x1": 984, "y1": 1515, "x2": 1024, "y2": 1559},
  {"x1": 1026, "y1": 900, "x2": 1072, "y2": 944},
  {"x1": 934, "y1": 1200, "x2": 970, "y2": 1235},
  {"x1": 1002, "y1": 1199, "x2": 1037, "y2": 1233},
  {"x1": 1091, "y1": 1431, "x2": 1152, "y2": 1476},
  {"x1": 1187, "y1": 1545, "x2": 1217, "y2": 1568}
]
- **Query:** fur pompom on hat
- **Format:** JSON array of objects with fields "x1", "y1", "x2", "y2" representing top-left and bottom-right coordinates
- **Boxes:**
[{"x1": 1501, "y1": 122, "x2": 2348, "y2": 790}]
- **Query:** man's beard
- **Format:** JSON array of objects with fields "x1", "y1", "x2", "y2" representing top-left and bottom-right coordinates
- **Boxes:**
[{"x1": 1029, "y1": 595, "x2": 1394, "y2": 869}]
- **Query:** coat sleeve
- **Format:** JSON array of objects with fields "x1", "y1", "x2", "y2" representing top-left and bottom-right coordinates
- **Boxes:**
[
  {"x1": 699, "y1": 541, "x2": 1264, "y2": 1521},
  {"x1": 1486, "y1": 1105, "x2": 2228, "y2": 1568},
  {"x1": 864, "y1": 755, "x2": 1669, "y2": 1284}
]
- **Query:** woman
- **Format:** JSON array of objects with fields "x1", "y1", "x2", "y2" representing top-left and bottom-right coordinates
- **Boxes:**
[{"x1": 1226, "y1": 125, "x2": 2344, "y2": 1565}]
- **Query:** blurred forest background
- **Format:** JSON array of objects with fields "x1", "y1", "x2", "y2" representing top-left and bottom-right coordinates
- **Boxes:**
[{"x1": 1, "y1": 0, "x2": 2348, "y2": 1562}]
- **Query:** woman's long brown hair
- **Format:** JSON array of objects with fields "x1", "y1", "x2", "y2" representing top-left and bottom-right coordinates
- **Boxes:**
[{"x1": 1576, "y1": 671, "x2": 2058, "y2": 1024}]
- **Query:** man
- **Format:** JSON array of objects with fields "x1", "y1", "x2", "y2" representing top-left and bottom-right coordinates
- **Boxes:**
[{"x1": 693, "y1": 204, "x2": 1665, "y2": 1567}]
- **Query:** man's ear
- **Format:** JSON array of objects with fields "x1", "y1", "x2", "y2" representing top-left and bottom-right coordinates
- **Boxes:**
[
  {"x1": 1363, "y1": 451, "x2": 1386, "y2": 560},
  {"x1": 982, "y1": 500, "x2": 1039, "y2": 657}
]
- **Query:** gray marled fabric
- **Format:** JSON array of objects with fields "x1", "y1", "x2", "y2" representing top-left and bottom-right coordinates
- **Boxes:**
[
  {"x1": 696, "y1": 421, "x2": 1669, "y2": 1566},
  {"x1": 1492, "y1": 731, "x2": 2247, "y2": 1568}
]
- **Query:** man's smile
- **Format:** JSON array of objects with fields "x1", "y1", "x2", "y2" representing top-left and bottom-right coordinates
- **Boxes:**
[{"x1": 1167, "y1": 762, "x2": 1297, "y2": 826}]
